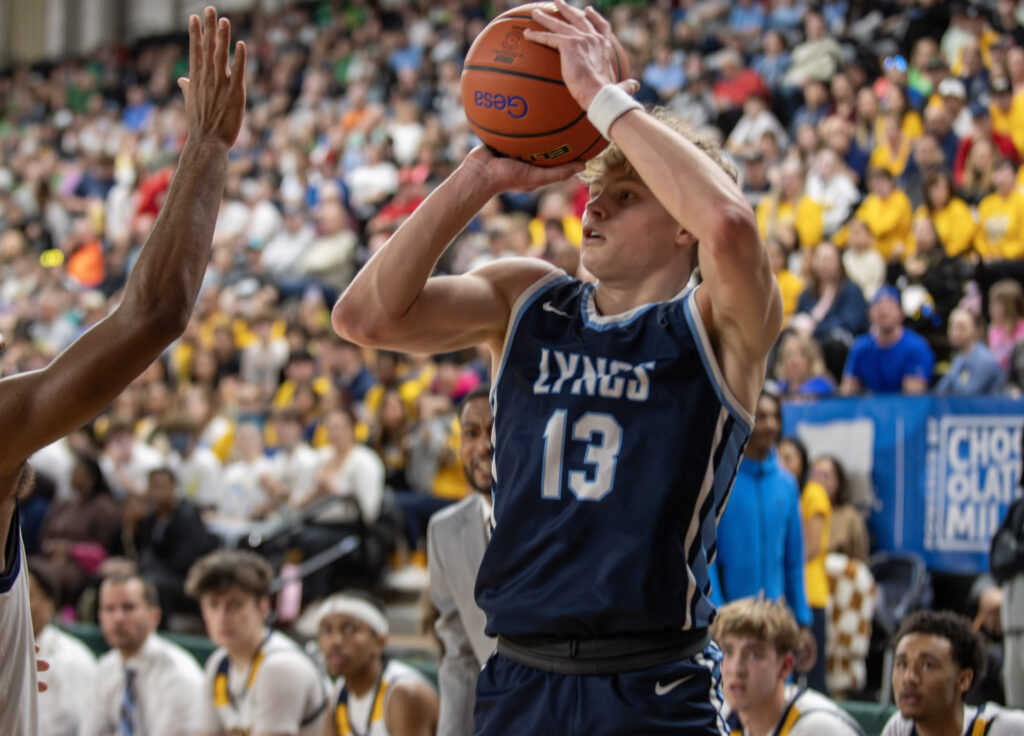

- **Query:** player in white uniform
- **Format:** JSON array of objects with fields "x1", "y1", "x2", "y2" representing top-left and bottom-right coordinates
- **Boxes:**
[
  {"x1": 881, "y1": 610, "x2": 1024, "y2": 736},
  {"x1": 188, "y1": 549, "x2": 329, "y2": 736},
  {"x1": 713, "y1": 598, "x2": 863, "y2": 736},
  {"x1": 0, "y1": 7, "x2": 245, "y2": 734},
  {"x1": 317, "y1": 592, "x2": 438, "y2": 736}
]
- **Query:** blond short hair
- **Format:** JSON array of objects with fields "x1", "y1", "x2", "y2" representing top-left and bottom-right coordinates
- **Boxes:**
[
  {"x1": 579, "y1": 106, "x2": 738, "y2": 186},
  {"x1": 711, "y1": 598, "x2": 800, "y2": 655}
]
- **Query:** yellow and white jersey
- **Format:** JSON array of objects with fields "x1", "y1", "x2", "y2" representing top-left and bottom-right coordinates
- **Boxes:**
[
  {"x1": 330, "y1": 659, "x2": 429, "y2": 736},
  {"x1": 200, "y1": 630, "x2": 328, "y2": 736}
]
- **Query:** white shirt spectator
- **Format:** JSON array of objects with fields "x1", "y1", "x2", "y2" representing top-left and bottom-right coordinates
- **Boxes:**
[
  {"x1": 275, "y1": 442, "x2": 321, "y2": 512},
  {"x1": 843, "y1": 248, "x2": 887, "y2": 302},
  {"x1": 169, "y1": 447, "x2": 223, "y2": 509},
  {"x1": 100, "y1": 439, "x2": 163, "y2": 498},
  {"x1": 260, "y1": 221, "x2": 316, "y2": 279},
  {"x1": 806, "y1": 170, "x2": 862, "y2": 235},
  {"x1": 218, "y1": 455, "x2": 277, "y2": 521},
  {"x1": 240, "y1": 337, "x2": 290, "y2": 393},
  {"x1": 82, "y1": 633, "x2": 204, "y2": 736},
  {"x1": 307, "y1": 444, "x2": 385, "y2": 524},
  {"x1": 727, "y1": 108, "x2": 790, "y2": 154},
  {"x1": 37, "y1": 623, "x2": 98, "y2": 736}
]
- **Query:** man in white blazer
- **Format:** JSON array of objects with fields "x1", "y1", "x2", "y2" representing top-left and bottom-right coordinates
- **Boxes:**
[{"x1": 427, "y1": 386, "x2": 496, "y2": 736}]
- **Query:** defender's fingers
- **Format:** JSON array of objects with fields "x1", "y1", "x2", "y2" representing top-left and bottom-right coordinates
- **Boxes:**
[
  {"x1": 229, "y1": 41, "x2": 247, "y2": 92},
  {"x1": 202, "y1": 7, "x2": 217, "y2": 63},
  {"x1": 188, "y1": 15, "x2": 202, "y2": 76},
  {"x1": 214, "y1": 17, "x2": 230, "y2": 79}
]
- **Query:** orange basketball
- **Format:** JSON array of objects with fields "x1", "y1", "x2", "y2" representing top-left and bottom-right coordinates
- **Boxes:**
[{"x1": 460, "y1": 2, "x2": 630, "y2": 167}]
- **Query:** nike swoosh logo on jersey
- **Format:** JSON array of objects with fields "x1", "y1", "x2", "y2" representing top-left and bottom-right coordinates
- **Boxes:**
[
  {"x1": 654, "y1": 674, "x2": 694, "y2": 696},
  {"x1": 542, "y1": 301, "x2": 572, "y2": 318}
]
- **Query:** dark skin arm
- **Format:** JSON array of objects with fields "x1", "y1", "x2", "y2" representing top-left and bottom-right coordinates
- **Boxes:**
[{"x1": 0, "y1": 6, "x2": 245, "y2": 566}]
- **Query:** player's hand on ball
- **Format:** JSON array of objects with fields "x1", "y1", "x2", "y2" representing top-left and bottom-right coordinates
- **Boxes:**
[
  {"x1": 463, "y1": 146, "x2": 584, "y2": 194},
  {"x1": 526, "y1": 0, "x2": 626, "y2": 109}
]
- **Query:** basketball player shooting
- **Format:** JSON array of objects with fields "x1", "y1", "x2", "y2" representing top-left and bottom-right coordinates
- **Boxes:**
[
  {"x1": 0, "y1": 8, "x2": 244, "y2": 734},
  {"x1": 332, "y1": 1, "x2": 781, "y2": 732}
]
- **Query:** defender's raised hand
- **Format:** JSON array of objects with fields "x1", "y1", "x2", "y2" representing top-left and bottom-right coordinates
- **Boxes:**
[{"x1": 177, "y1": 6, "x2": 246, "y2": 149}]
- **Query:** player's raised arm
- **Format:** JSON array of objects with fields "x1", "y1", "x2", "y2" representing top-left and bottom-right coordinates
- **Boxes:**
[
  {"x1": 0, "y1": 6, "x2": 245, "y2": 478},
  {"x1": 527, "y1": 0, "x2": 781, "y2": 410},
  {"x1": 331, "y1": 147, "x2": 580, "y2": 355}
]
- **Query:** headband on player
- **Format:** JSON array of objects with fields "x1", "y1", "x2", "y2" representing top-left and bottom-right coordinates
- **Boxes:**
[{"x1": 317, "y1": 594, "x2": 389, "y2": 637}]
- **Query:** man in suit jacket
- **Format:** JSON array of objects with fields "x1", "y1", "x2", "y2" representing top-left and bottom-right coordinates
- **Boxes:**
[{"x1": 427, "y1": 386, "x2": 496, "y2": 736}]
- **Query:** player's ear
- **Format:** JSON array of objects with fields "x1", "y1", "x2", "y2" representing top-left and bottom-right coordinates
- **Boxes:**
[
  {"x1": 675, "y1": 226, "x2": 697, "y2": 249},
  {"x1": 779, "y1": 651, "x2": 796, "y2": 682}
]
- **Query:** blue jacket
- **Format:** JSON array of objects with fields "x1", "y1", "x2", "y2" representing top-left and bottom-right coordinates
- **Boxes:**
[{"x1": 710, "y1": 449, "x2": 812, "y2": 626}]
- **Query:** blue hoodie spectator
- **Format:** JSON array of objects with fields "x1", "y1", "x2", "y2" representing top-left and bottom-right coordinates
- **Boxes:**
[{"x1": 711, "y1": 447, "x2": 812, "y2": 627}]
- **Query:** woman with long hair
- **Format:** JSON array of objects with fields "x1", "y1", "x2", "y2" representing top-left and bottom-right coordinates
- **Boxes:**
[{"x1": 988, "y1": 278, "x2": 1024, "y2": 371}]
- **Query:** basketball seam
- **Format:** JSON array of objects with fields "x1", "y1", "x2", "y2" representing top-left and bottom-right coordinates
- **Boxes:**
[
  {"x1": 463, "y1": 65, "x2": 565, "y2": 86},
  {"x1": 469, "y1": 109, "x2": 588, "y2": 139}
]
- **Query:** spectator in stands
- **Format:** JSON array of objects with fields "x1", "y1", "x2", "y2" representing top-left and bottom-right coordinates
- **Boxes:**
[
  {"x1": 714, "y1": 598, "x2": 862, "y2": 735},
  {"x1": 99, "y1": 421, "x2": 163, "y2": 498},
  {"x1": 954, "y1": 102, "x2": 1019, "y2": 192},
  {"x1": 28, "y1": 566, "x2": 96, "y2": 736},
  {"x1": 136, "y1": 467, "x2": 219, "y2": 622},
  {"x1": 186, "y1": 550, "x2": 329, "y2": 736},
  {"x1": 870, "y1": 112, "x2": 914, "y2": 180},
  {"x1": 987, "y1": 279, "x2": 1024, "y2": 372},
  {"x1": 959, "y1": 137, "x2": 998, "y2": 206},
  {"x1": 82, "y1": 572, "x2": 205, "y2": 735},
  {"x1": 428, "y1": 387, "x2": 497, "y2": 736},
  {"x1": 727, "y1": 93, "x2": 789, "y2": 161},
  {"x1": 934, "y1": 308, "x2": 1004, "y2": 396},
  {"x1": 841, "y1": 284, "x2": 935, "y2": 394},
  {"x1": 966, "y1": 576, "x2": 1006, "y2": 707},
  {"x1": 792, "y1": 242, "x2": 869, "y2": 377},
  {"x1": 317, "y1": 591, "x2": 438, "y2": 735},
  {"x1": 916, "y1": 170, "x2": 978, "y2": 259},
  {"x1": 772, "y1": 331, "x2": 836, "y2": 398},
  {"x1": 843, "y1": 218, "x2": 887, "y2": 302},
  {"x1": 162, "y1": 416, "x2": 222, "y2": 511},
  {"x1": 711, "y1": 392, "x2": 816, "y2": 666},
  {"x1": 811, "y1": 455, "x2": 870, "y2": 562},
  {"x1": 975, "y1": 159, "x2": 1024, "y2": 261},
  {"x1": 777, "y1": 435, "x2": 832, "y2": 694},
  {"x1": 31, "y1": 449, "x2": 121, "y2": 608},
  {"x1": 262, "y1": 407, "x2": 318, "y2": 515},
  {"x1": 767, "y1": 239, "x2": 803, "y2": 320},
  {"x1": 806, "y1": 147, "x2": 862, "y2": 237},
  {"x1": 755, "y1": 157, "x2": 824, "y2": 252},
  {"x1": 882, "y1": 610, "x2": 1024, "y2": 735},
  {"x1": 853, "y1": 167, "x2": 913, "y2": 264},
  {"x1": 782, "y1": 11, "x2": 842, "y2": 89},
  {"x1": 298, "y1": 406, "x2": 387, "y2": 597}
]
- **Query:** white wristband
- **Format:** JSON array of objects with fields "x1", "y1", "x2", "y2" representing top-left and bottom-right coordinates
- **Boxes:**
[{"x1": 587, "y1": 84, "x2": 642, "y2": 140}]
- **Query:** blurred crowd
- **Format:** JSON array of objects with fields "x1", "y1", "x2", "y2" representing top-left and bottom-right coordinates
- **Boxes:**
[{"x1": 3, "y1": 0, "x2": 1024, "y2": 717}]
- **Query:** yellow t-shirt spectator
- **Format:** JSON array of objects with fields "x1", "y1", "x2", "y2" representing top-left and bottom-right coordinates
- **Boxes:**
[
  {"x1": 868, "y1": 136, "x2": 913, "y2": 178},
  {"x1": 775, "y1": 268, "x2": 804, "y2": 319},
  {"x1": 975, "y1": 189, "x2": 1024, "y2": 260},
  {"x1": 913, "y1": 199, "x2": 978, "y2": 258},
  {"x1": 756, "y1": 196, "x2": 824, "y2": 250},
  {"x1": 801, "y1": 480, "x2": 833, "y2": 610},
  {"x1": 854, "y1": 190, "x2": 913, "y2": 261}
]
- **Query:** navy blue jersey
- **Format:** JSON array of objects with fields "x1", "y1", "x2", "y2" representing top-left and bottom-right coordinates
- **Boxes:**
[{"x1": 476, "y1": 272, "x2": 753, "y2": 638}]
